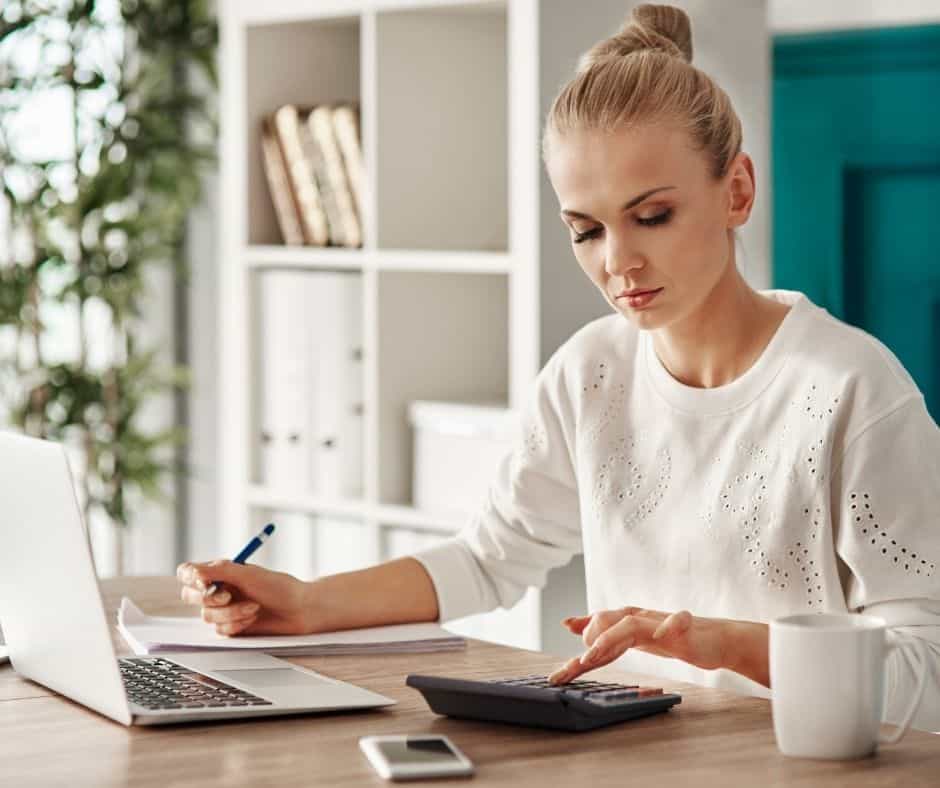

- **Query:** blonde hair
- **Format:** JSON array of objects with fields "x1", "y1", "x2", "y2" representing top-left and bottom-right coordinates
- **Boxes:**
[{"x1": 543, "y1": 3, "x2": 742, "y2": 181}]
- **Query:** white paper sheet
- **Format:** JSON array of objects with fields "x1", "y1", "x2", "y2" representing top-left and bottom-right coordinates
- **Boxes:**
[{"x1": 117, "y1": 597, "x2": 465, "y2": 656}]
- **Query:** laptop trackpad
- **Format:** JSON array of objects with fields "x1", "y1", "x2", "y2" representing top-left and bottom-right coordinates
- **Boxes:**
[{"x1": 215, "y1": 668, "x2": 333, "y2": 690}]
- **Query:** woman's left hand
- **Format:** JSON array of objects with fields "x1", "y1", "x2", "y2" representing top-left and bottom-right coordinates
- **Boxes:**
[{"x1": 549, "y1": 606, "x2": 769, "y2": 686}]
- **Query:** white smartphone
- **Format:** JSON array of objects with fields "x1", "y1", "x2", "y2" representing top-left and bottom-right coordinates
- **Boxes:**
[{"x1": 359, "y1": 734, "x2": 474, "y2": 781}]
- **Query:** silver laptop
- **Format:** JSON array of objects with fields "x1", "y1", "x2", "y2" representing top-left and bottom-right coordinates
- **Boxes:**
[{"x1": 0, "y1": 430, "x2": 394, "y2": 725}]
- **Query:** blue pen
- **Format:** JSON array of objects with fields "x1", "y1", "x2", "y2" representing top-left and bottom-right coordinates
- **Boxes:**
[{"x1": 204, "y1": 523, "x2": 276, "y2": 598}]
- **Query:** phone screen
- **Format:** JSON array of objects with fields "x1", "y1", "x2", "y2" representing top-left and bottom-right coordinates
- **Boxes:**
[{"x1": 374, "y1": 737, "x2": 462, "y2": 766}]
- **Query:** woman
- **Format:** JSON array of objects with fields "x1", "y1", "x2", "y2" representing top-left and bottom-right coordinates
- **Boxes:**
[{"x1": 179, "y1": 4, "x2": 940, "y2": 729}]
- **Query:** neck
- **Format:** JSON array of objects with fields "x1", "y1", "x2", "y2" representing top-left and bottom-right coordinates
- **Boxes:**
[{"x1": 651, "y1": 265, "x2": 787, "y2": 389}]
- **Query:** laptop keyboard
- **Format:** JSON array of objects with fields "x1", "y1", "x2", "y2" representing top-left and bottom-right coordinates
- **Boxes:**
[{"x1": 119, "y1": 657, "x2": 272, "y2": 711}]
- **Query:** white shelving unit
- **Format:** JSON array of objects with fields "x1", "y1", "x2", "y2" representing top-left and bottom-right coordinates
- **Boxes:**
[{"x1": 217, "y1": 0, "x2": 770, "y2": 655}]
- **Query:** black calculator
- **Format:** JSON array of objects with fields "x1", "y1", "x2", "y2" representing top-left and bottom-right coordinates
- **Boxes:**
[{"x1": 406, "y1": 674, "x2": 681, "y2": 732}]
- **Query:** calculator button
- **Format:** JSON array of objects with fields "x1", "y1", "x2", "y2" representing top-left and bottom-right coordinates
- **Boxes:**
[{"x1": 600, "y1": 691, "x2": 639, "y2": 702}]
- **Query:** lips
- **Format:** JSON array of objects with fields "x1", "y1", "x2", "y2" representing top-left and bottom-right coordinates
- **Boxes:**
[
  {"x1": 616, "y1": 287, "x2": 663, "y2": 299},
  {"x1": 616, "y1": 287, "x2": 663, "y2": 309}
]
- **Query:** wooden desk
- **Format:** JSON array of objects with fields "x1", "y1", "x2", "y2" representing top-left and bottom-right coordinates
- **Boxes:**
[{"x1": 0, "y1": 577, "x2": 937, "y2": 787}]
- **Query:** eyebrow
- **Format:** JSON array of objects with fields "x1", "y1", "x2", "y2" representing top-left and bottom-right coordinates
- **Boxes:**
[{"x1": 560, "y1": 186, "x2": 677, "y2": 221}]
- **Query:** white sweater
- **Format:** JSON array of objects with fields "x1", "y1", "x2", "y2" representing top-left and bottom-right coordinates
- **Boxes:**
[{"x1": 414, "y1": 289, "x2": 940, "y2": 732}]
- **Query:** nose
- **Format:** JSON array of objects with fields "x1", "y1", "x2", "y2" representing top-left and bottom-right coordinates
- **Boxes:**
[{"x1": 604, "y1": 233, "x2": 645, "y2": 278}]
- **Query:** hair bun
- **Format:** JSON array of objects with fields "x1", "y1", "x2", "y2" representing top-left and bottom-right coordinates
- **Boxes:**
[{"x1": 578, "y1": 3, "x2": 693, "y2": 72}]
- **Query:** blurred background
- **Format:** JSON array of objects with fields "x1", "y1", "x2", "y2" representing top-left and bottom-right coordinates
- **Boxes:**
[{"x1": 1, "y1": 0, "x2": 938, "y2": 655}]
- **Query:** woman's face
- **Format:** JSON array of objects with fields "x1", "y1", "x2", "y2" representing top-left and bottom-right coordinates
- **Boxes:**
[{"x1": 545, "y1": 122, "x2": 752, "y2": 332}]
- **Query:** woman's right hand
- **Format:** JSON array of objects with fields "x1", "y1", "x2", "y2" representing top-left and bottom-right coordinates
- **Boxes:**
[{"x1": 176, "y1": 559, "x2": 316, "y2": 637}]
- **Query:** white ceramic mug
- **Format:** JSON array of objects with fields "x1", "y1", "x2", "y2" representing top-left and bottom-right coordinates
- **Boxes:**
[{"x1": 769, "y1": 613, "x2": 929, "y2": 759}]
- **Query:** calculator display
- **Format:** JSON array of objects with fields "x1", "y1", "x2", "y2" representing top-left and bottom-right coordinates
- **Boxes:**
[{"x1": 375, "y1": 737, "x2": 462, "y2": 766}]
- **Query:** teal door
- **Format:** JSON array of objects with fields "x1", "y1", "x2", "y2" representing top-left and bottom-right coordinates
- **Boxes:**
[{"x1": 773, "y1": 26, "x2": 940, "y2": 424}]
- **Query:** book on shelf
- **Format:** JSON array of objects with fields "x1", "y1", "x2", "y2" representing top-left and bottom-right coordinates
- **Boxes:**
[
  {"x1": 263, "y1": 103, "x2": 364, "y2": 248},
  {"x1": 305, "y1": 106, "x2": 362, "y2": 248},
  {"x1": 271, "y1": 105, "x2": 330, "y2": 246},
  {"x1": 260, "y1": 116, "x2": 305, "y2": 246},
  {"x1": 331, "y1": 105, "x2": 365, "y2": 235},
  {"x1": 257, "y1": 269, "x2": 364, "y2": 498}
]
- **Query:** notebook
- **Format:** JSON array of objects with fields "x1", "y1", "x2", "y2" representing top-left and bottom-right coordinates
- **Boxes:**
[{"x1": 117, "y1": 598, "x2": 466, "y2": 657}]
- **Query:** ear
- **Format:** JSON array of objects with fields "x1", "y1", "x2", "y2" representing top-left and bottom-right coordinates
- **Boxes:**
[{"x1": 725, "y1": 152, "x2": 755, "y2": 229}]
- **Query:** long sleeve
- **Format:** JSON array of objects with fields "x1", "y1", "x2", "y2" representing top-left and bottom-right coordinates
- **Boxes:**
[
  {"x1": 831, "y1": 394, "x2": 940, "y2": 732},
  {"x1": 412, "y1": 350, "x2": 583, "y2": 622}
]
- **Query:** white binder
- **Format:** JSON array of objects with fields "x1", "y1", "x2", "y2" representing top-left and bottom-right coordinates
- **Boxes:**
[
  {"x1": 258, "y1": 271, "x2": 314, "y2": 490},
  {"x1": 308, "y1": 272, "x2": 363, "y2": 497}
]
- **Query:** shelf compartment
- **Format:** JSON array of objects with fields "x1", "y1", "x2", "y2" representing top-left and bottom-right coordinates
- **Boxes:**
[
  {"x1": 375, "y1": 270, "x2": 509, "y2": 505},
  {"x1": 248, "y1": 485, "x2": 466, "y2": 533},
  {"x1": 247, "y1": 484, "x2": 369, "y2": 520},
  {"x1": 373, "y1": 502, "x2": 465, "y2": 533},
  {"x1": 245, "y1": 16, "x2": 361, "y2": 246},
  {"x1": 375, "y1": 3, "x2": 508, "y2": 252},
  {"x1": 245, "y1": 245, "x2": 367, "y2": 270},
  {"x1": 372, "y1": 249, "x2": 512, "y2": 273},
  {"x1": 243, "y1": 246, "x2": 513, "y2": 273},
  {"x1": 249, "y1": 504, "x2": 380, "y2": 580}
]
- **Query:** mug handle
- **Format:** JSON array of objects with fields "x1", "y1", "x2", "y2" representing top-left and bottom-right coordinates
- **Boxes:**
[{"x1": 878, "y1": 633, "x2": 929, "y2": 745}]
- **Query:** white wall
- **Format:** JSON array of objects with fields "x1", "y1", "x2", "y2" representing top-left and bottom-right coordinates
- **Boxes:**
[
  {"x1": 184, "y1": 171, "x2": 221, "y2": 563},
  {"x1": 769, "y1": 0, "x2": 940, "y2": 33}
]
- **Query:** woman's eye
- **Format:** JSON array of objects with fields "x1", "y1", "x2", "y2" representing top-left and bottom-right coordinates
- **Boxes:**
[
  {"x1": 572, "y1": 227, "x2": 602, "y2": 244},
  {"x1": 636, "y1": 209, "x2": 672, "y2": 227}
]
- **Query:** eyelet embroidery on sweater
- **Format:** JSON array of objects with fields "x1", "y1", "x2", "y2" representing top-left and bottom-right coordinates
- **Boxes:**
[
  {"x1": 804, "y1": 436, "x2": 827, "y2": 482},
  {"x1": 583, "y1": 367, "x2": 626, "y2": 446},
  {"x1": 713, "y1": 431, "x2": 831, "y2": 600},
  {"x1": 510, "y1": 423, "x2": 547, "y2": 479},
  {"x1": 736, "y1": 466, "x2": 789, "y2": 589},
  {"x1": 799, "y1": 384, "x2": 840, "y2": 422},
  {"x1": 791, "y1": 504, "x2": 825, "y2": 606},
  {"x1": 622, "y1": 448, "x2": 671, "y2": 530},
  {"x1": 789, "y1": 385, "x2": 839, "y2": 483},
  {"x1": 521, "y1": 423, "x2": 548, "y2": 458},
  {"x1": 591, "y1": 434, "x2": 671, "y2": 531},
  {"x1": 581, "y1": 359, "x2": 673, "y2": 530},
  {"x1": 850, "y1": 491, "x2": 935, "y2": 578}
]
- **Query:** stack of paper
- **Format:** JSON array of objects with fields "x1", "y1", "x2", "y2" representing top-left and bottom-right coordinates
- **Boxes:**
[{"x1": 117, "y1": 598, "x2": 465, "y2": 657}]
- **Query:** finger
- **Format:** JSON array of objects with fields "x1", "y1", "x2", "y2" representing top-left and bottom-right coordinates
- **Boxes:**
[
  {"x1": 201, "y1": 602, "x2": 260, "y2": 625},
  {"x1": 177, "y1": 562, "x2": 207, "y2": 591},
  {"x1": 562, "y1": 615, "x2": 591, "y2": 634},
  {"x1": 548, "y1": 656, "x2": 583, "y2": 685},
  {"x1": 216, "y1": 616, "x2": 257, "y2": 636},
  {"x1": 621, "y1": 606, "x2": 670, "y2": 620},
  {"x1": 586, "y1": 608, "x2": 669, "y2": 648},
  {"x1": 652, "y1": 609, "x2": 693, "y2": 640},
  {"x1": 183, "y1": 559, "x2": 266, "y2": 594},
  {"x1": 582, "y1": 608, "x2": 640, "y2": 648},
  {"x1": 181, "y1": 586, "x2": 230, "y2": 606},
  {"x1": 581, "y1": 613, "x2": 661, "y2": 668}
]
